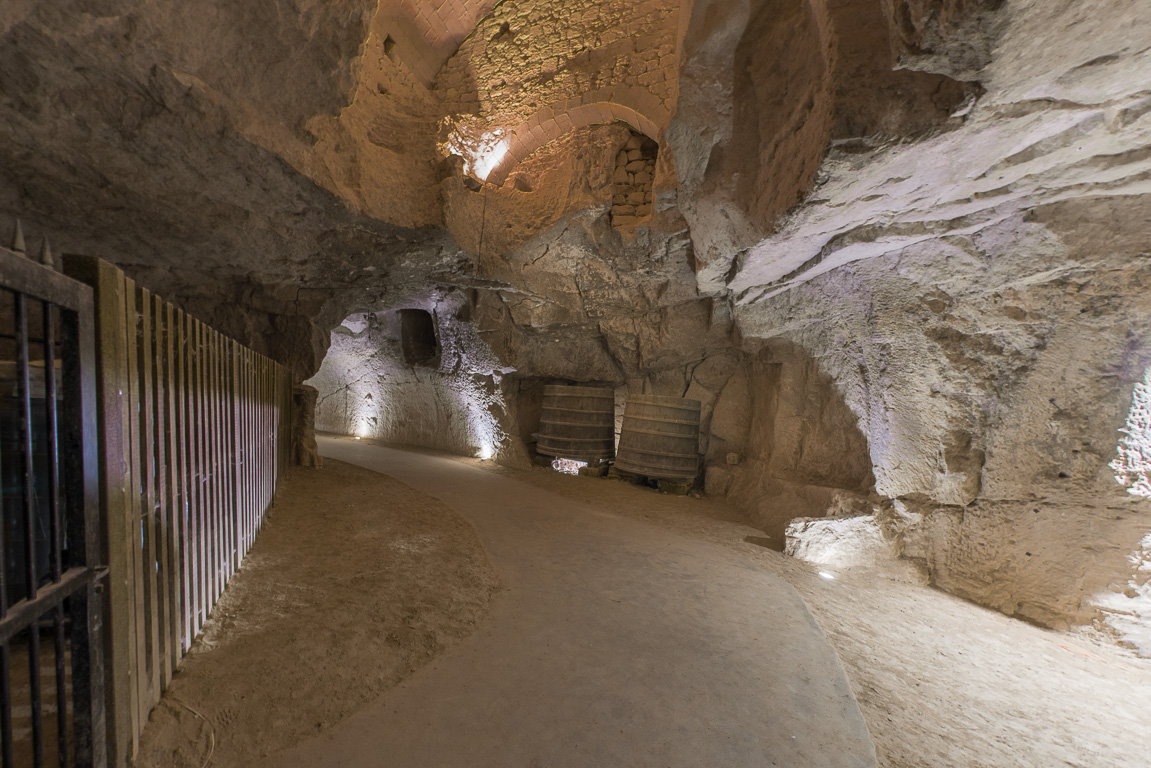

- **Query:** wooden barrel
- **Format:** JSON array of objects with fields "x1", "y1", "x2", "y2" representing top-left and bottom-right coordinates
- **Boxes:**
[
  {"x1": 536, "y1": 384, "x2": 615, "y2": 461},
  {"x1": 615, "y1": 395, "x2": 701, "y2": 481}
]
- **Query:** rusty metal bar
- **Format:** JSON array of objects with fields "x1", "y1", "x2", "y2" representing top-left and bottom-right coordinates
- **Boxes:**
[{"x1": 15, "y1": 292, "x2": 46, "y2": 765}]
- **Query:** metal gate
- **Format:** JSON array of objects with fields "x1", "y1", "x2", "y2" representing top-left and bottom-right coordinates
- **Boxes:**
[{"x1": 0, "y1": 242, "x2": 105, "y2": 767}]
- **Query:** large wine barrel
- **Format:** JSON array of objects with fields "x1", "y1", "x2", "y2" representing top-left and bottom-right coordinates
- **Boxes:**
[
  {"x1": 536, "y1": 384, "x2": 615, "y2": 461},
  {"x1": 615, "y1": 395, "x2": 701, "y2": 481}
]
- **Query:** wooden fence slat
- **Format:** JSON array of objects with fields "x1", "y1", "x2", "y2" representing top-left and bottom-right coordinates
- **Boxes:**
[
  {"x1": 239, "y1": 348, "x2": 248, "y2": 558},
  {"x1": 165, "y1": 301, "x2": 184, "y2": 668},
  {"x1": 248, "y1": 350, "x2": 256, "y2": 550},
  {"x1": 231, "y1": 342, "x2": 241, "y2": 569},
  {"x1": 121, "y1": 277, "x2": 148, "y2": 747},
  {"x1": 204, "y1": 326, "x2": 214, "y2": 608},
  {"x1": 195, "y1": 318, "x2": 208, "y2": 635},
  {"x1": 65, "y1": 257, "x2": 293, "y2": 765},
  {"x1": 151, "y1": 294, "x2": 172, "y2": 688},
  {"x1": 183, "y1": 313, "x2": 196, "y2": 641},
  {"x1": 184, "y1": 315, "x2": 197, "y2": 641},
  {"x1": 226, "y1": 339, "x2": 237, "y2": 579},
  {"x1": 137, "y1": 288, "x2": 161, "y2": 706},
  {"x1": 176, "y1": 309, "x2": 191, "y2": 652},
  {"x1": 193, "y1": 317, "x2": 205, "y2": 637},
  {"x1": 65, "y1": 257, "x2": 134, "y2": 766},
  {"x1": 212, "y1": 329, "x2": 224, "y2": 601},
  {"x1": 216, "y1": 329, "x2": 226, "y2": 594},
  {"x1": 261, "y1": 356, "x2": 269, "y2": 523},
  {"x1": 205, "y1": 323, "x2": 215, "y2": 613}
]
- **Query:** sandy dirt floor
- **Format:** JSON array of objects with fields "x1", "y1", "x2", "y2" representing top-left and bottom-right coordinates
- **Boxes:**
[
  {"x1": 138, "y1": 448, "x2": 1151, "y2": 768},
  {"x1": 135, "y1": 459, "x2": 500, "y2": 767},
  {"x1": 481, "y1": 460, "x2": 1151, "y2": 768}
]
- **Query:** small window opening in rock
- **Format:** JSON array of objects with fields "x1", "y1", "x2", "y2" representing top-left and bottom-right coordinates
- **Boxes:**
[
  {"x1": 383, "y1": 35, "x2": 397, "y2": 58},
  {"x1": 551, "y1": 457, "x2": 587, "y2": 475},
  {"x1": 400, "y1": 308, "x2": 439, "y2": 366},
  {"x1": 611, "y1": 128, "x2": 658, "y2": 230}
]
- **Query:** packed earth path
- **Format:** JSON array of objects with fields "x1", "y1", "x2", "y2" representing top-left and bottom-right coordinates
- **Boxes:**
[
  {"x1": 139, "y1": 436, "x2": 1151, "y2": 768},
  {"x1": 266, "y1": 437, "x2": 876, "y2": 767}
]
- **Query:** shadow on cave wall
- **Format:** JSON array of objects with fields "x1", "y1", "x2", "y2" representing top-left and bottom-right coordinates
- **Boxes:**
[{"x1": 702, "y1": 338, "x2": 876, "y2": 547}]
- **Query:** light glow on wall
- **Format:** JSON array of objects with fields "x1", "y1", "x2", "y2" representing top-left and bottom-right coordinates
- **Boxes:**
[
  {"x1": 1111, "y1": 368, "x2": 1151, "y2": 497},
  {"x1": 472, "y1": 136, "x2": 509, "y2": 182},
  {"x1": 443, "y1": 123, "x2": 508, "y2": 182}
]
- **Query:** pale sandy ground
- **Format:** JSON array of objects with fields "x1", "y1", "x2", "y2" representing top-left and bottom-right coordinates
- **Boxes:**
[
  {"x1": 140, "y1": 449, "x2": 1151, "y2": 768},
  {"x1": 483, "y1": 460, "x2": 1151, "y2": 768},
  {"x1": 136, "y1": 459, "x2": 501, "y2": 767}
]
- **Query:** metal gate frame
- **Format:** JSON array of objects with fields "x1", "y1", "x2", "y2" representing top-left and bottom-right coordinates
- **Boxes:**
[{"x1": 0, "y1": 245, "x2": 106, "y2": 767}]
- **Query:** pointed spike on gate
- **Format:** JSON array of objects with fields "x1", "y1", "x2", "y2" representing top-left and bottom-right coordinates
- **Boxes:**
[
  {"x1": 40, "y1": 237, "x2": 54, "y2": 269},
  {"x1": 11, "y1": 219, "x2": 26, "y2": 253}
]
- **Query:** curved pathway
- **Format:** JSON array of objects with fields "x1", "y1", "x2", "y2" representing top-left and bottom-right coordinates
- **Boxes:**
[{"x1": 266, "y1": 437, "x2": 876, "y2": 767}]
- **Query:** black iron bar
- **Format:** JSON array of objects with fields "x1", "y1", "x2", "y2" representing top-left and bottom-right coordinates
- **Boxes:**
[
  {"x1": 1, "y1": 642, "x2": 12, "y2": 768},
  {"x1": 44, "y1": 304, "x2": 61, "y2": 582},
  {"x1": 44, "y1": 305, "x2": 69, "y2": 766},
  {"x1": 54, "y1": 605, "x2": 67, "y2": 768},
  {"x1": 29, "y1": 618, "x2": 44, "y2": 766},
  {"x1": 15, "y1": 293, "x2": 37, "y2": 602},
  {"x1": 16, "y1": 292, "x2": 46, "y2": 765},
  {"x1": 0, "y1": 290, "x2": 10, "y2": 768}
]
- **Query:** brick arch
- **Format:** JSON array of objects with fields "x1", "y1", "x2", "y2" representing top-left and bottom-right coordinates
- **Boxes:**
[{"x1": 486, "y1": 89, "x2": 671, "y2": 187}]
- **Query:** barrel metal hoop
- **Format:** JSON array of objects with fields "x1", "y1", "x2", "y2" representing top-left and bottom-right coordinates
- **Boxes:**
[
  {"x1": 621, "y1": 421, "x2": 700, "y2": 432},
  {"x1": 616, "y1": 447, "x2": 697, "y2": 459},
  {"x1": 541, "y1": 406, "x2": 615, "y2": 414},
  {"x1": 540, "y1": 419, "x2": 615, "y2": 428},
  {"x1": 626, "y1": 399, "x2": 701, "y2": 412}
]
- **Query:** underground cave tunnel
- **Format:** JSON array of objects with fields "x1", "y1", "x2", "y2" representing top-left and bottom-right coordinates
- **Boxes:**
[{"x1": 2, "y1": 0, "x2": 1151, "y2": 766}]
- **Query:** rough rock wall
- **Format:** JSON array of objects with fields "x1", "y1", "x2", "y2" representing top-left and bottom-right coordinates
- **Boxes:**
[
  {"x1": 0, "y1": 0, "x2": 462, "y2": 381},
  {"x1": 307, "y1": 297, "x2": 530, "y2": 467},
  {"x1": 714, "y1": 0, "x2": 1151, "y2": 644},
  {"x1": 669, "y1": 0, "x2": 976, "y2": 294},
  {"x1": 735, "y1": 198, "x2": 1151, "y2": 636},
  {"x1": 705, "y1": 341, "x2": 876, "y2": 545}
]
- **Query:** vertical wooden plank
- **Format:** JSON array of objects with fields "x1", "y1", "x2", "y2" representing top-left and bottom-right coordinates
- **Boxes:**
[
  {"x1": 137, "y1": 287, "x2": 161, "y2": 708},
  {"x1": 152, "y1": 294, "x2": 172, "y2": 688},
  {"x1": 61, "y1": 256, "x2": 135, "y2": 767},
  {"x1": 260, "y1": 355, "x2": 268, "y2": 521},
  {"x1": 182, "y1": 313, "x2": 197, "y2": 642},
  {"x1": 176, "y1": 309, "x2": 192, "y2": 651},
  {"x1": 225, "y1": 338, "x2": 237, "y2": 580},
  {"x1": 214, "y1": 330, "x2": 226, "y2": 598},
  {"x1": 237, "y1": 347, "x2": 245, "y2": 565},
  {"x1": 166, "y1": 302, "x2": 185, "y2": 664},
  {"x1": 194, "y1": 318, "x2": 208, "y2": 636},
  {"x1": 121, "y1": 276, "x2": 148, "y2": 753},
  {"x1": 219, "y1": 336, "x2": 228, "y2": 583},
  {"x1": 231, "y1": 341, "x2": 242, "y2": 570},
  {"x1": 245, "y1": 349, "x2": 254, "y2": 554},
  {"x1": 197, "y1": 319, "x2": 209, "y2": 626},
  {"x1": 248, "y1": 350, "x2": 256, "y2": 550},
  {"x1": 203, "y1": 326, "x2": 214, "y2": 608},
  {"x1": 209, "y1": 328, "x2": 222, "y2": 604}
]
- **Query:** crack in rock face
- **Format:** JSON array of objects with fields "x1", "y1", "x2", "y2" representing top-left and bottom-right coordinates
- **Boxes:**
[{"x1": 2, "y1": 0, "x2": 1150, "y2": 650}]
